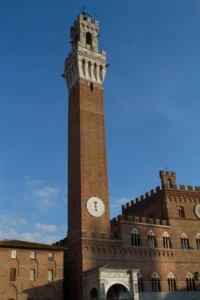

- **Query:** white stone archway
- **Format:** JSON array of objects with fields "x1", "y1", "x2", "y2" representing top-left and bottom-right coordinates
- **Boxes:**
[{"x1": 83, "y1": 266, "x2": 140, "y2": 300}]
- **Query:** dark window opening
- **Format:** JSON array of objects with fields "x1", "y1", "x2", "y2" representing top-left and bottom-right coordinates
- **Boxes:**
[
  {"x1": 163, "y1": 237, "x2": 171, "y2": 249},
  {"x1": 168, "y1": 278, "x2": 176, "y2": 292},
  {"x1": 152, "y1": 278, "x2": 161, "y2": 292},
  {"x1": 186, "y1": 278, "x2": 195, "y2": 291},
  {"x1": 86, "y1": 32, "x2": 92, "y2": 48},
  {"x1": 148, "y1": 234, "x2": 156, "y2": 248},
  {"x1": 10, "y1": 268, "x2": 16, "y2": 281},
  {"x1": 196, "y1": 237, "x2": 200, "y2": 249},
  {"x1": 132, "y1": 233, "x2": 140, "y2": 247},
  {"x1": 181, "y1": 237, "x2": 189, "y2": 249},
  {"x1": 149, "y1": 213, "x2": 154, "y2": 219},
  {"x1": 178, "y1": 206, "x2": 185, "y2": 218},
  {"x1": 90, "y1": 82, "x2": 93, "y2": 91},
  {"x1": 138, "y1": 277, "x2": 144, "y2": 292}
]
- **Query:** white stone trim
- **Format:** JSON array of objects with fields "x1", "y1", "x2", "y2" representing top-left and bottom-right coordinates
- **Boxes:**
[{"x1": 63, "y1": 14, "x2": 107, "y2": 90}]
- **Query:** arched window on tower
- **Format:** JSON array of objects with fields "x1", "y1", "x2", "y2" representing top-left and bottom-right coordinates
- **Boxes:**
[
  {"x1": 151, "y1": 272, "x2": 161, "y2": 292},
  {"x1": 163, "y1": 232, "x2": 171, "y2": 249},
  {"x1": 90, "y1": 82, "x2": 93, "y2": 92},
  {"x1": 82, "y1": 59, "x2": 86, "y2": 76},
  {"x1": 181, "y1": 233, "x2": 190, "y2": 250},
  {"x1": 178, "y1": 206, "x2": 185, "y2": 218},
  {"x1": 99, "y1": 65, "x2": 103, "y2": 81},
  {"x1": 138, "y1": 273, "x2": 144, "y2": 292},
  {"x1": 168, "y1": 272, "x2": 177, "y2": 292},
  {"x1": 196, "y1": 234, "x2": 200, "y2": 250},
  {"x1": 186, "y1": 273, "x2": 195, "y2": 291},
  {"x1": 148, "y1": 230, "x2": 156, "y2": 248},
  {"x1": 131, "y1": 229, "x2": 140, "y2": 247},
  {"x1": 88, "y1": 61, "x2": 92, "y2": 79},
  {"x1": 86, "y1": 32, "x2": 92, "y2": 49},
  {"x1": 93, "y1": 63, "x2": 97, "y2": 80}
]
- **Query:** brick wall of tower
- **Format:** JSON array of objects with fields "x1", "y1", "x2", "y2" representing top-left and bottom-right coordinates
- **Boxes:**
[
  {"x1": 68, "y1": 78, "x2": 110, "y2": 242},
  {"x1": 79, "y1": 79, "x2": 110, "y2": 239},
  {"x1": 68, "y1": 81, "x2": 81, "y2": 242}
]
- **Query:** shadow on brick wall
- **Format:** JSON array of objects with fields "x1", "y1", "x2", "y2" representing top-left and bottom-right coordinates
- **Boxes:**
[{"x1": 23, "y1": 279, "x2": 65, "y2": 300}]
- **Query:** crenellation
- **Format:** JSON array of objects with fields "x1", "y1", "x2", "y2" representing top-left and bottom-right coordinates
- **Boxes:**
[
  {"x1": 156, "y1": 186, "x2": 161, "y2": 192},
  {"x1": 141, "y1": 217, "x2": 147, "y2": 223},
  {"x1": 150, "y1": 189, "x2": 155, "y2": 195},
  {"x1": 155, "y1": 219, "x2": 160, "y2": 225},
  {"x1": 145, "y1": 192, "x2": 149, "y2": 198},
  {"x1": 187, "y1": 185, "x2": 193, "y2": 191},
  {"x1": 179, "y1": 184, "x2": 185, "y2": 190},
  {"x1": 148, "y1": 218, "x2": 154, "y2": 224},
  {"x1": 195, "y1": 186, "x2": 200, "y2": 191},
  {"x1": 110, "y1": 214, "x2": 169, "y2": 227}
]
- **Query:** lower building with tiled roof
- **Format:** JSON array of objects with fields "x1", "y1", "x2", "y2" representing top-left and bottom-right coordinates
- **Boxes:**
[{"x1": 0, "y1": 239, "x2": 64, "y2": 300}]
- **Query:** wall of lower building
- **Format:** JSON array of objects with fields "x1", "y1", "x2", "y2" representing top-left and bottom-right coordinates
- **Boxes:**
[{"x1": 0, "y1": 247, "x2": 64, "y2": 300}]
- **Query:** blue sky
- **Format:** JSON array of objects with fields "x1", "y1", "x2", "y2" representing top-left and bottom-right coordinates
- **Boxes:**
[{"x1": 1, "y1": 0, "x2": 200, "y2": 243}]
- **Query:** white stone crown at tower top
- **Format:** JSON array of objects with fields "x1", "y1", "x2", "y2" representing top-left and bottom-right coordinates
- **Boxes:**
[{"x1": 63, "y1": 13, "x2": 107, "y2": 90}]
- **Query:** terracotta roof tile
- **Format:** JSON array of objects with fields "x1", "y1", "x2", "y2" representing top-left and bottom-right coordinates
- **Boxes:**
[{"x1": 0, "y1": 239, "x2": 66, "y2": 250}]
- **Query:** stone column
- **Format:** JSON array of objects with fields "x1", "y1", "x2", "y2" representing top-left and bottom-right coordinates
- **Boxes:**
[
  {"x1": 98, "y1": 281, "x2": 106, "y2": 300},
  {"x1": 130, "y1": 269, "x2": 140, "y2": 300}
]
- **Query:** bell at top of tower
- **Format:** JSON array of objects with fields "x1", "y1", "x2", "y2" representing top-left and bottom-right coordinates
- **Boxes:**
[
  {"x1": 70, "y1": 13, "x2": 99, "y2": 52},
  {"x1": 63, "y1": 13, "x2": 108, "y2": 90}
]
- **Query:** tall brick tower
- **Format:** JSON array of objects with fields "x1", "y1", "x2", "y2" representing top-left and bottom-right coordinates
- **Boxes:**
[{"x1": 63, "y1": 13, "x2": 110, "y2": 298}]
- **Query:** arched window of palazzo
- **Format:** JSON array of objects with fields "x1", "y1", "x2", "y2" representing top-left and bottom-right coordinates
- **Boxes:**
[
  {"x1": 196, "y1": 234, "x2": 200, "y2": 250},
  {"x1": 131, "y1": 228, "x2": 140, "y2": 247},
  {"x1": 186, "y1": 273, "x2": 195, "y2": 291},
  {"x1": 151, "y1": 272, "x2": 161, "y2": 292},
  {"x1": 181, "y1": 233, "x2": 190, "y2": 250},
  {"x1": 168, "y1": 272, "x2": 177, "y2": 292},
  {"x1": 138, "y1": 273, "x2": 144, "y2": 292},
  {"x1": 178, "y1": 206, "x2": 185, "y2": 218},
  {"x1": 163, "y1": 232, "x2": 171, "y2": 249},
  {"x1": 148, "y1": 230, "x2": 156, "y2": 248}
]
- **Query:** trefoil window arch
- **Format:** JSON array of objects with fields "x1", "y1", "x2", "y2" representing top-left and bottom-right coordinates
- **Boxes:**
[
  {"x1": 181, "y1": 233, "x2": 190, "y2": 250},
  {"x1": 163, "y1": 232, "x2": 171, "y2": 249},
  {"x1": 131, "y1": 229, "x2": 140, "y2": 247},
  {"x1": 196, "y1": 234, "x2": 200, "y2": 250},
  {"x1": 148, "y1": 230, "x2": 156, "y2": 248}
]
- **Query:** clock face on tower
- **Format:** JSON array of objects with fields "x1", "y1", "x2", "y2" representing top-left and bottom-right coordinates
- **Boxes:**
[
  {"x1": 87, "y1": 196, "x2": 105, "y2": 217},
  {"x1": 194, "y1": 204, "x2": 200, "y2": 219}
]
